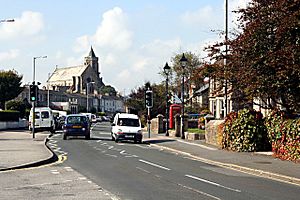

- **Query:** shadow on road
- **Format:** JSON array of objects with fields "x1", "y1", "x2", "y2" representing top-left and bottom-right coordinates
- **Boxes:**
[{"x1": 145, "y1": 139, "x2": 176, "y2": 144}]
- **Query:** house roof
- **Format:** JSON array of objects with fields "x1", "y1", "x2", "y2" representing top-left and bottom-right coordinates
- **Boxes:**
[{"x1": 48, "y1": 65, "x2": 88, "y2": 82}]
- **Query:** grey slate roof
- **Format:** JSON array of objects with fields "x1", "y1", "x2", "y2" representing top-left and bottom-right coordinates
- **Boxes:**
[{"x1": 48, "y1": 65, "x2": 88, "y2": 82}]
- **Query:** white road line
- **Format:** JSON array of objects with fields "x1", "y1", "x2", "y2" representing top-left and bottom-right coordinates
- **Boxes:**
[
  {"x1": 185, "y1": 174, "x2": 241, "y2": 193},
  {"x1": 177, "y1": 140, "x2": 217, "y2": 151},
  {"x1": 105, "y1": 154, "x2": 118, "y2": 158},
  {"x1": 136, "y1": 167, "x2": 150, "y2": 174},
  {"x1": 51, "y1": 171, "x2": 60, "y2": 175},
  {"x1": 139, "y1": 159, "x2": 171, "y2": 171},
  {"x1": 125, "y1": 155, "x2": 139, "y2": 158},
  {"x1": 177, "y1": 183, "x2": 221, "y2": 200},
  {"x1": 120, "y1": 150, "x2": 128, "y2": 155}
]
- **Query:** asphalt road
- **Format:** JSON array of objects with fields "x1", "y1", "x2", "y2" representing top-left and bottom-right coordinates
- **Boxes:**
[{"x1": 50, "y1": 122, "x2": 300, "y2": 200}]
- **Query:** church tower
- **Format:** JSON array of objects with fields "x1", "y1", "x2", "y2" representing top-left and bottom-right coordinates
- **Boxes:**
[{"x1": 84, "y1": 46, "x2": 100, "y2": 77}]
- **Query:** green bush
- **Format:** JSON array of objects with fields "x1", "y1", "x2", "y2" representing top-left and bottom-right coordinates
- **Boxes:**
[
  {"x1": 265, "y1": 110, "x2": 300, "y2": 162},
  {"x1": 222, "y1": 109, "x2": 271, "y2": 152}
]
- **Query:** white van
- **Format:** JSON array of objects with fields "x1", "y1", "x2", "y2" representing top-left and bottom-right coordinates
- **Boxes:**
[
  {"x1": 29, "y1": 107, "x2": 55, "y2": 133},
  {"x1": 111, "y1": 113, "x2": 143, "y2": 143}
]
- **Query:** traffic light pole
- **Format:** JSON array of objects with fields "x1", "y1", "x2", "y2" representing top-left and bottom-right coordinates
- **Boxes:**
[
  {"x1": 32, "y1": 100, "x2": 35, "y2": 138},
  {"x1": 145, "y1": 88, "x2": 153, "y2": 138},
  {"x1": 147, "y1": 107, "x2": 151, "y2": 138}
]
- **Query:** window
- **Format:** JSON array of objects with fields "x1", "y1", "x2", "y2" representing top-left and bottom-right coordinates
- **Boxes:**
[
  {"x1": 118, "y1": 118, "x2": 140, "y2": 127},
  {"x1": 67, "y1": 116, "x2": 87, "y2": 124},
  {"x1": 41, "y1": 111, "x2": 49, "y2": 119},
  {"x1": 35, "y1": 112, "x2": 40, "y2": 119}
]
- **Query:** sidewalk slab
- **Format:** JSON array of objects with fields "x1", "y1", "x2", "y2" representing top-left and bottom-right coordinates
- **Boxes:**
[{"x1": 0, "y1": 130, "x2": 53, "y2": 171}]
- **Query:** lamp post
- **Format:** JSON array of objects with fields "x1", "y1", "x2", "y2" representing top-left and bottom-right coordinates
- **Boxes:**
[
  {"x1": 32, "y1": 56, "x2": 47, "y2": 138},
  {"x1": 163, "y1": 62, "x2": 171, "y2": 136},
  {"x1": 180, "y1": 53, "x2": 187, "y2": 139},
  {"x1": 86, "y1": 82, "x2": 95, "y2": 112}
]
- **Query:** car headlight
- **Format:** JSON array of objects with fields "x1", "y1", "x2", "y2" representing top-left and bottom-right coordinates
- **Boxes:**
[{"x1": 82, "y1": 128, "x2": 86, "y2": 131}]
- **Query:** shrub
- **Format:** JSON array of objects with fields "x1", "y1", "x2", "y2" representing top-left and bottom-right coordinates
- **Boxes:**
[
  {"x1": 222, "y1": 109, "x2": 271, "y2": 152},
  {"x1": 0, "y1": 110, "x2": 20, "y2": 121},
  {"x1": 265, "y1": 110, "x2": 300, "y2": 162}
]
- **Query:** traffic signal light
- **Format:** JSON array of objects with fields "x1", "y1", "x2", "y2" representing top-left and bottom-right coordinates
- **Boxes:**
[
  {"x1": 29, "y1": 85, "x2": 38, "y2": 101},
  {"x1": 145, "y1": 90, "x2": 153, "y2": 108}
]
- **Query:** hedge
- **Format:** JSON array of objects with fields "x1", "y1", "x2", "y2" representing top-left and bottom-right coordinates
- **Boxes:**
[
  {"x1": 265, "y1": 110, "x2": 300, "y2": 162},
  {"x1": 0, "y1": 110, "x2": 20, "y2": 121},
  {"x1": 222, "y1": 109, "x2": 271, "y2": 152}
]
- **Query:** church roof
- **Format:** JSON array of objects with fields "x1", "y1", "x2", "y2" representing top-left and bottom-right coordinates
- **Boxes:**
[
  {"x1": 89, "y1": 46, "x2": 96, "y2": 57},
  {"x1": 48, "y1": 65, "x2": 88, "y2": 82}
]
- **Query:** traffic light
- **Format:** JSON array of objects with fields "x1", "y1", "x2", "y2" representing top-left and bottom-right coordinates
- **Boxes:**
[
  {"x1": 145, "y1": 90, "x2": 153, "y2": 108},
  {"x1": 29, "y1": 85, "x2": 38, "y2": 101}
]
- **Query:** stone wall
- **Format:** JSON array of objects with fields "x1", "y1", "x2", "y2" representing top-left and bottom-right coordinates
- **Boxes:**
[
  {"x1": 205, "y1": 119, "x2": 224, "y2": 147},
  {"x1": 0, "y1": 119, "x2": 28, "y2": 130}
]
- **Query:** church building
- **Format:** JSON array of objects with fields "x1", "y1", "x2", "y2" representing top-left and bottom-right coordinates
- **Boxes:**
[{"x1": 48, "y1": 47, "x2": 104, "y2": 94}]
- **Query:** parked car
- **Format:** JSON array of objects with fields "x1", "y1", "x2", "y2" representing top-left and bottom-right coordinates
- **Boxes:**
[
  {"x1": 111, "y1": 113, "x2": 143, "y2": 143},
  {"x1": 63, "y1": 114, "x2": 90, "y2": 140}
]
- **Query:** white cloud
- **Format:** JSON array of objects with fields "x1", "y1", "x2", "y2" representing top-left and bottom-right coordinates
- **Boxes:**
[
  {"x1": 73, "y1": 35, "x2": 90, "y2": 53},
  {"x1": 132, "y1": 58, "x2": 149, "y2": 72},
  {"x1": 0, "y1": 11, "x2": 44, "y2": 40},
  {"x1": 103, "y1": 53, "x2": 117, "y2": 66},
  {"x1": 181, "y1": 6, "x2": 214, "y2": 26},
  {"x1": 92, "y1": 7, "x2": 133, "y2": 51},
  {"x1": 226, "y1": 0, "x2": 251, "y2": 31},
  {"x1": 141, "y1": 38, "x2": 182, "y2": 56},
  {"x1": 0, "y1": 49, "x2": 19, "y2": 62}
]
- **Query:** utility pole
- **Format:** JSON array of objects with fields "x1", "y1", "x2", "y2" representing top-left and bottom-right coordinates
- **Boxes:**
[{"x1": 224, "y1": 0, "x2": 228, "y2": 117}]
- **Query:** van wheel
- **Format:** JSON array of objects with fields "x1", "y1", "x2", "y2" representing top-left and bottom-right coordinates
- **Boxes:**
[
  {"x1": 63, "y1": 134, "x2": 67, "y2": 140},
  {"x1": 115, "y1": 139, "x2": 119, "y2": 143},
  {"x1": 85, "y1": 135, "x2": 90, "y2": 140}
]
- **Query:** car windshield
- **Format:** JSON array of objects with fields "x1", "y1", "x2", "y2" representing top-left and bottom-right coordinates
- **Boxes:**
[
  {"x1": 118, "y1": 118, "x2": 140, "y2": 127},
  {"x1": 67, "y1": 116, "x2": 87, "y2": 124}
]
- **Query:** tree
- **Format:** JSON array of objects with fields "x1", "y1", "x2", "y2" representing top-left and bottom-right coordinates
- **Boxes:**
[
  {"x1": 125, "y1": 82, "x2": 168, "y2": 124},
  {"x1": 100, "y1": 85, "x2": 117, "y2": 96},
  {"x1": 0, "y1": 70, "x2": 23, "y2": 110},
  {"x1": 6, "y1": 99, "x2": 31, "y2": 119},
  {"x1": 206, "y1": 0, "x2": 300, "y2": 114}
]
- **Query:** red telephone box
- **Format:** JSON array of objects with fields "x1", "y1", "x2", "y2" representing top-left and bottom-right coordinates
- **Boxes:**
[{"x1": 169, "y1": 104, "x2": 182, "y2": 129}]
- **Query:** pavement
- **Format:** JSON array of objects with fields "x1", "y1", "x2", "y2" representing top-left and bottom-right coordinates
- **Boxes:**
[{"x1": 0, "y1": 129, "x2": 299, "y2": 187}]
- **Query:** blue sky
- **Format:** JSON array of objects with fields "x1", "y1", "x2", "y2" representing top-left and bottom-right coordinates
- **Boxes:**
[{"x1": 0, "y1": 0, "x2": 248, "y2": 95}]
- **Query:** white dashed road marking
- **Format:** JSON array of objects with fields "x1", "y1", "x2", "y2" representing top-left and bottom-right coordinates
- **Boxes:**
[
  {"x1": 139, "y1": 159, "x2": 171, "y2": 171},
  {"x1": 185, "y1": 174, "x2": 241, "y2": 193}
]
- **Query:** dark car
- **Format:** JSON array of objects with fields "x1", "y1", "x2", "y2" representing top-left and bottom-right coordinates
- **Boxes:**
[{"x1": 63, "y1": 114, "x2": 90, "y2": 140}]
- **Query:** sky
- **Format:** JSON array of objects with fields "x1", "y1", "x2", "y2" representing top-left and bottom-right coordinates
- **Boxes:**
[{"x1": 0, "y1": 0, "x2": 249, "y2": 95}]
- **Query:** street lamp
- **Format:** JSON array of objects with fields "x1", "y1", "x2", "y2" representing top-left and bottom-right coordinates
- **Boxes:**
[
  {"x1": 86, "y1": 82, "x2": 95, "y2": 112},
  {"x1": 163, "y1": 62, "x2": 171, "y2": 136},
  {"x1": 32, "y1": 55, "x2": 47, "y2": 138},
  {"x1": 179, "y1": 53, "x2": 188, "y2": 139}
]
